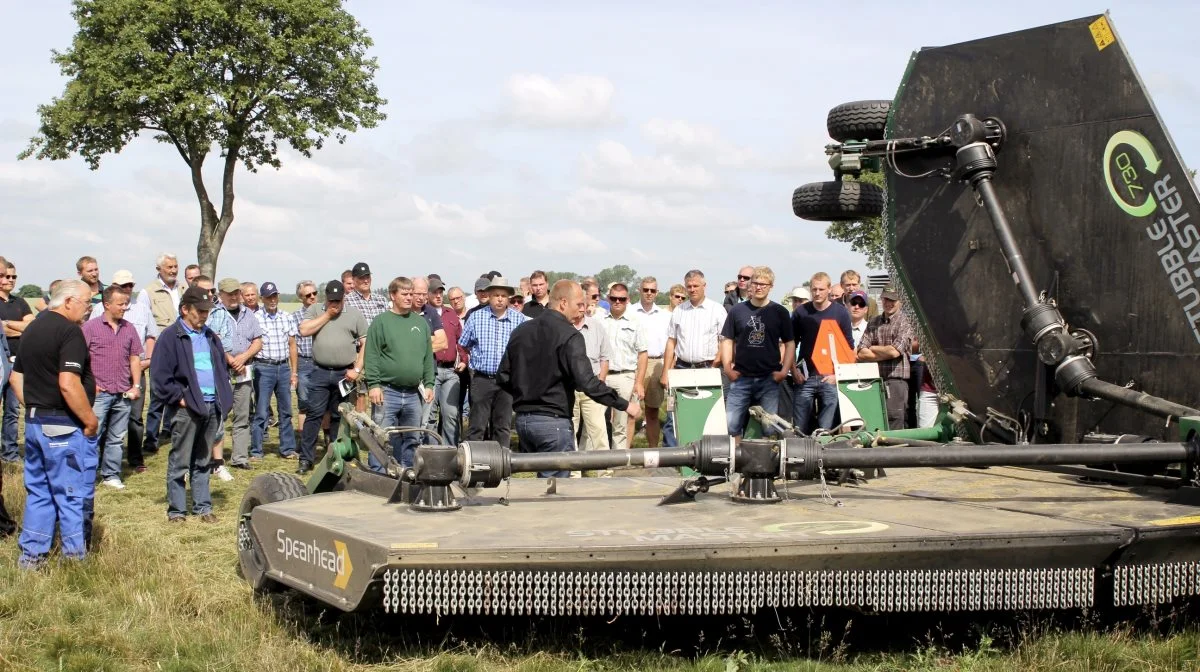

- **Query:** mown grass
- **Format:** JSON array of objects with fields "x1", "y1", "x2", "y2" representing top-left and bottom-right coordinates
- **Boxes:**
[{"x1": 3, "y1": 420, "x2": 1200, "y2": 671}]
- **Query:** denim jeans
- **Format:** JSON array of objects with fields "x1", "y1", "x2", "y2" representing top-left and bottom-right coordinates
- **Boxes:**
[
  {"x1": 515, "y1": 414, "x2": 574, "y2": 478},
  {"x1": 252, "y1": 361, "x2": 296, "y2": 457},
  {"x1": 19, "y1": 416, "x2": 95, "y2": 562},
  {"x1": 370, "y1": 386, "x2": 423, "y2": 469},
  {"x1": 300, "y1": 366, "x2": 346, "y2": 463},
  {"x1": 166, "y1": 401, "x2": 218, "y2": 518},
  {"x1": 1, "y1": 381, "x2": 20, "y2": 461},
  {"x1": 125, "y1": 370, "x2": 148, "y2": 468},
  {"x1": 792, "y1": 376, "x2": 839, "y2": 435},
  {"x1": 724, "y1": 374, "x2": 781, "y2": 437},
  {"x1": 92, "y1": 391, "x2": 132, "y2": 480},
  {"x1": 428, "y1": 366, "x2": 461, "y2": 446},
  {"x1": 296, "y1": 356, "x2": 314, "y2": 414}
]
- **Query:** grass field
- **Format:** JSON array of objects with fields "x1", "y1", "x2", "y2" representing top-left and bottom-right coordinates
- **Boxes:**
[{"x1": 3, "y1": 418, "x2": 1200, "y2": 670}]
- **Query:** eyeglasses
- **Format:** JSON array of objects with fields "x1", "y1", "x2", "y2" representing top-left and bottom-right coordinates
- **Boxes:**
[
  {"x1": 672, "y1": 294, "x2": 686, "y2": 301},
  {"x1": 301, "y1": 292, "x2": 316, "y2": 299},
  {"x1": 641, "y1": 288, "x2": 657, "y2": 294},
  {"x1": 449, "y1": 295, "x2": 464, "y2": 302},
  {"x1": 2, "y1": 275, "x2": 15, "y2": 280},
  {"x1": 590, "y1": 294, "x2": 599, "y2": 300},
  {"x1": 509, "y1": 296, "x2": 524, "y2": 305},
  {"x1": 750, "y1": 281, "x2": 771, "y2": 288},
  {"x1": 737, "y1": 275, "x2": 751, "y2": 281},
  {"x1": 607, "y1": 296, "x2": 629, "y2": 303}
]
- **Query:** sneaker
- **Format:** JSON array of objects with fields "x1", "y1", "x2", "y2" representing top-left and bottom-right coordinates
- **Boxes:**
[
  {"x1": 268, "y1": 417, "x2": 279, "y2": 428},
  {"x1": 214, "y1": 465, "x2": 234, "y2": 482},
  {"x1": 279, "y1": 452, "x2": 298, "y2": 460},
  {"x1": 101, "y1": 477, "x2": 126, "y2": 490},
  {"x1": 199, "y1": 513, "x2": 218, "y2": 524}
]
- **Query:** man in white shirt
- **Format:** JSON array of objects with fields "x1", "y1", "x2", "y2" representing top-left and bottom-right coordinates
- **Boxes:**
[
  {"x1": 847, "y1": 289, "x2": 870, "y2": 348},
  {"x1": 601, "y1": 283, "x2": 647, "y2": 452},
  {"x1": 633, "y1": 276, "x2": 671, "y2": 447},
  {"x1": 659, "y1": 269, "x2": 727, "y2": 446}
]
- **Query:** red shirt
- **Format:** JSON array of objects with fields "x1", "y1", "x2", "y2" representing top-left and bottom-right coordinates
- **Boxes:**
[
  {"x1": 82, "y1": 316, "x2": 144, "y2": 393},
  {"x1": 436, "y1": 306, "x2": 467, "y2": 365}
]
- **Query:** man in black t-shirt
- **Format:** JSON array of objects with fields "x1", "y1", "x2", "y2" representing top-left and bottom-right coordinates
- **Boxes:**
[
  {"x1": 0, "y1": 261, "x2": 34, "y2": 463},
  {"x1": 719, "y1": 266, "x2": 795, "y2": 439},
  {"x1": 790, "y1": 272, "x2": 854, "y2": 434},
  {"x1": 8, "y1": 280, "x2": 99, "y2": 569}
]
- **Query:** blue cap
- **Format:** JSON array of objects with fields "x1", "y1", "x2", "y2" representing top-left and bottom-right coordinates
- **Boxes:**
[{"x1": 259, "y1": 281, "x2": 279, "y2": 297}]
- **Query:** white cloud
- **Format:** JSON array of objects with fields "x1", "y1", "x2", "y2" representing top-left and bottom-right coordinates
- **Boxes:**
[
  {"x1": 582, "y1": 140, "x2": 716, "y2": 191},
  {"x1": 566, "y1": 186, "x2": 738, "y2": 230},
  {"x1": 529, "y1": 227, "x2": 607, "y2": 253},
  {"x1": 503, "y1": 74, "x2": 618, "y2": 128},
  {"x1": 642, "y1": 118, "x2": 756, "y2": 167}
]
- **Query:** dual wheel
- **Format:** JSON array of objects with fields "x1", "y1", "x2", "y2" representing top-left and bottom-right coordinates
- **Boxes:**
[
  {"x1": 237, "y1": 472, "x2": 308, "y2": 592},
  {"x1": 793, "y1": 100, "x2": 890, "y2": 221}
]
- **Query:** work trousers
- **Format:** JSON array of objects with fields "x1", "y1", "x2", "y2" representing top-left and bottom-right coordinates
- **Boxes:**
[
  {"x1": 19, "y1": 415, "x2": 96, "y2": 563},
  {"x1": 606, "y1": 371, "x2": 636, "y2": 452},
  {"x1": 166, "y1": 401, "x2": 217, "y2": 519},
  {"x1": 572, "y1": 391, "x2": 610, "y2": 452},
  {"x1": 252, "y1": 361, "x2": 296, "y2": 457},
  {"x1": 466, "y1": 372, "x2": 512, "y2": 449},
  {"x1": 227, "y1": 380, "x2": 253, "y2": 466},
  {"x1": 884, "y1": 378, "x2": 910, "y2": 430}
]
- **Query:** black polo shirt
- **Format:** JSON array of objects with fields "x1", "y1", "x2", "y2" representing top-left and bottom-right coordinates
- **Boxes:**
[
  {"x1": 0, "y1": 294, "x2": 32, "y2": 354},
  {"x1": 13, "y1": 311, "x2": 94, "y2": 423},
  {"x1": 522, "y1": 298, "x2": 549, "y2": 318}
]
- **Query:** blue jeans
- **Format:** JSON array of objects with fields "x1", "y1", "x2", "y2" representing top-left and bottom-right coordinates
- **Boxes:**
[
  {"x1": 252, "y1": 361, "x2": 296, "y2": 457},
  {"x1": 515, "y1": 414, "x2": 574, "y2": 478},
  {"x1": 300, "y1": 366, "x2": 346, "y2": 463},
  {"x1": 725, "y1": 374, "x2": 781, "y2": 437},
  {"x1": 166, "y1": 401, "x2": 218, "y2": 518},
  {"x1": 428, "y1": 366, "x2": 461, "y2": 446},
  {"x1": 296, "y1": 356, "x2": 314, "y2": 414},
  {"x1": 1, "y1": 381, "x2": 20, "y2": 461},
  {"x1": 371, "y1": 386, "x2": 423, "y2": 469},
  {"x1": 19, "y1": 416, "x2": 96, "y2": 563},
  {"x1": 92, "y1": 392, "x2": 132, "y2": 480},
  {"x1": 793, "y1": 376, "x2": 839, "y2": 435}
]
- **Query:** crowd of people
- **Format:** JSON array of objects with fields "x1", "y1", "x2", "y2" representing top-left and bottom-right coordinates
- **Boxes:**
[{"x1": 0, "y1": 252, "x2": 935, "y2": 569}]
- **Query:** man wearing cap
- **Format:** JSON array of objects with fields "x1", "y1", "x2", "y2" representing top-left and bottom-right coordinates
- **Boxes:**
[
  {"x1": 251, "y1": 282, "x2": 298, "y2": 459},
  {"x1": 600, "y1": 283, "x2": 647, "y2": 453},
  {"x1": 365, "y1": 276, "x2": 435, "y2": 468},
  {"x1": 499, "y1": 280, "x2": 641, "y2": 477},
  {"x1": 633, "y1": 276, "x2": 670, "y2": 447},
  {"x1": 82, "y1": 285, "x2": 144, "y2": 490},
  {"x1": 138, "y1": 252, "x2": 181, "y2": 457},
  {"x1": 465, "y1": 276, "x2": 490, "y2": 317},
  {"x1": 856, "y1": 287, "x2": 915, "y2": 430},
  {"x1": 847, "y1": 289, "x2": 870, "y2": 348},
  {"x1": 297, "y1": 280, "x2": 368, "y2": 474},
  {"x1": 152, "y1": 285, "x2": 233, "y2": 522},
  {"x1": 428, "y1": 278, "x2": 467, "y2": 446},
  {"x1": 214, "y1": 278, "x2": 264, "y2": 469},
  {"x1": 91, "y1": 270, "x2": 159, "y2": 473},
  {"x1": 458, "y1": 276, "x2": 527, "y2": 449},
  {"x1": 345, "y1": 262, "x2": 389, "y2": 326},
  {"x1": 290, "y1": 280, "x2": 319, "y2": 437}
]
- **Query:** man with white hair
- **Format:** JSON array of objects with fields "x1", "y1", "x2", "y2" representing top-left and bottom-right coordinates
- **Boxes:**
[{"x1": 138, "y1": 253, "x2": 182, "y2": 456}]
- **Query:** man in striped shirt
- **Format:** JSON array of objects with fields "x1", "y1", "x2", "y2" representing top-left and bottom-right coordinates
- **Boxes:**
[
  {"x1": 215, "y1": 278, "x2": 263, "y2": 470},
  {"x1": 82, "y1": 286, "x2": 143, "y2": 490},
  {"x1": 458, "y1": 276, "x2": 527, "y2": 449},
  {"x1": 251, "y1": 282, "x2": 298, "y2": 459}
]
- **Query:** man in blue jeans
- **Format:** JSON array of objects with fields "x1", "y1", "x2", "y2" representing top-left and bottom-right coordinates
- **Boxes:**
[
  {"x1": 719, "y1": 266, "x2": 795, "y2": 440},
  {"x1": 82, "y1": 286, "x2": 144, "y2": 490},
  {"x1": 365, "y1": 276, "x2": 435, "y2": 469},
  {"x1": 151, "y1": 286, "x2": 233, "y2": 523},
  {"x1": 251, "y1": 282, "x2": 298, "y2": 459},
  {"x1": 0, "y1": 260, "x2": 35, "y2": 463},
  {"x1": 790, "y1": 272, "x2": 854, "y2": 435},
  {"x1": 500, "y1": 280, "x2": 640, "y2": 478}
]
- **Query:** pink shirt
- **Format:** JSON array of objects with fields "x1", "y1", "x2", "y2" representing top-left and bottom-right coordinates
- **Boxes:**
[{"x1": 82, "y1": 316, "x2": 144, "y2": 393}]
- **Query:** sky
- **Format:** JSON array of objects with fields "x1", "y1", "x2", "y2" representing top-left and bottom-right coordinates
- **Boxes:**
[{"x1": 1, "y1": 0, "x2": 1199, "y2": 296}]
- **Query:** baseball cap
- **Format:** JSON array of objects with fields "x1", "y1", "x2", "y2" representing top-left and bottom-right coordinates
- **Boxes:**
[
  {"x1": 848, "y1": 289, "x2": 869, "y2": 305},
  {"x1": 429, "y1": 277, "x2": 445, "y2": 292},
  {"x1": 180, "y1": 285, "x2": 214, "y2": 311},
  {"x1": 352, "y1": 262, "x2": 371, "y2": 278},
  {"x1": 111, "y1": 270, "x2": 135, "y2": 285},
  {"x1": 473, "y1": 277, "x2": 490, "y2": 293},
  {"x1": 325, "y1": 280, "x2": 346, "y2": 301},
  {"x1": 218, "y1": 278, "x2": 240, "y2": 293},
  {"x1": 259, "y1": 281, "x2": 279, "y2": 297},
  {"x1": 789, "y1": 286, "x2": 810, "y2": 301},
  {"x1": 881, "y1": 286, "x2": 901, "y2": 301}
]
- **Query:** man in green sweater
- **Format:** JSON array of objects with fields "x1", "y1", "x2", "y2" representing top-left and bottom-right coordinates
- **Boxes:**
[{"x1": 365, "y1": 276, "x2": 435, "y2": 470}]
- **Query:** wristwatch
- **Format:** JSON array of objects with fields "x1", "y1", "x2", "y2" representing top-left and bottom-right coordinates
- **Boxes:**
[{"x1": 353, "y1": 367, "x2": 362, "y2": 373}]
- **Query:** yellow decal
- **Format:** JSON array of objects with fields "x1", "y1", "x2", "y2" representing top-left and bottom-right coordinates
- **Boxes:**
[
  {"x1": 1089, "y1": 16, "x2": 1115, "y2": 51},
  {"x1": 390, "y1": 542, "x2": 440, "y2": 550},
  {"x1": 1149, "y1": 514, "x2": 1200, "y2": 527},
  {"x1": 333, "y1": 540, "x2": 353, "y2": 589}
]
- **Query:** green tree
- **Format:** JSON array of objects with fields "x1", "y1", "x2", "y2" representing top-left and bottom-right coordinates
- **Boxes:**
[
  {"x1": 823, "y1": 170, "x2": 886, "y2": 268},
  {"x1": 545, "y1": 271, "x2": 580, "y2": 285},
  {"x1": 20, "y1": 0, "x2": 386, "y2": 277},
  {"x1": 593, "y1": 264, "x2": 638, "y2": 291},
  {"x1": 17, "y1": 284, "x2": 43, "y2": 299}
]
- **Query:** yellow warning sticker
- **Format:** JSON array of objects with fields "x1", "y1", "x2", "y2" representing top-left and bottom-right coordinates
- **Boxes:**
[
  {"x1": 1149, "y1": 514, "x2": 1200, "y2": 527},
  {"x1": 1089, "y1": 16, "x2": 1115, "y2": 51},
  {"x1": 333, "y1": 540, "x2": 353, "y2": 589},
  {"x1": 390, "y1": 542, "x2": 439, "y2": 550}
]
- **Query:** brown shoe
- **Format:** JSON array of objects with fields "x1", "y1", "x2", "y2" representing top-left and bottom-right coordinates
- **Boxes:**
[
  {"x1": 199, "y1": 514, "x2": 218, "y2": 524},
  {"x1": 167, "y1": 516, "x2": 186, "y2": 524}
]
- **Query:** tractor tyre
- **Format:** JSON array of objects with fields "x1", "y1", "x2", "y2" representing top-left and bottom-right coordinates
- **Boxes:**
[
  {"x1": 792, "y1": 181, "x2": 884, "y2": 221},
  {"x1": 238, "y1": 472, "x2": 308, "y2": 592},
  {"x1": 827, "y1": 100, "x2": 891, "y2": 142}
]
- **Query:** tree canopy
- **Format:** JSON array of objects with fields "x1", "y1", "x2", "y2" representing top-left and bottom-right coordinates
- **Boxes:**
[
  {"x1": 21, "y1": 0, "x2": 386, "y2": 276},
  {"x1": 17, "y1": 284, "x2": 43, "y2": 299}
]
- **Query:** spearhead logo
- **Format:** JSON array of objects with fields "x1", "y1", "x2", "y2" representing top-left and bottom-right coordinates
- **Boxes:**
[
  {"x1": 1104, "y1": 129, "x2": 1163, "y2": 217},
  {"x1": 277, "y1": 530, "x2": 354, "y2": 590}
]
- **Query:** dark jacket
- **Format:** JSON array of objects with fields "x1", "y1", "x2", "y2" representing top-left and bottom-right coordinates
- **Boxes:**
[
  {"x1": 151, "y1": 319, "x2": 234, "y2": 415},
  {"x1": 498, "y1": 309, "x2": 627, "y2": 418}
]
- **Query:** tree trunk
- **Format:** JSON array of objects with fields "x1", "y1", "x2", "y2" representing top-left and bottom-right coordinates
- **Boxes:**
[{"x1": 191, "y1": 150, "x2": 238, "y2": 278}]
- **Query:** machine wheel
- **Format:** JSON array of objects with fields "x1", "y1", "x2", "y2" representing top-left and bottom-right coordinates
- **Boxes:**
[
  {"x1": 827, "y1": 100, "x2": 891, "y2": 141},
  {"x1": 792, "y1": 181, "x2": 884, "y2": 221},
  {"x1": 238, "y1": 472, "x2": 308, "y2": 592}
]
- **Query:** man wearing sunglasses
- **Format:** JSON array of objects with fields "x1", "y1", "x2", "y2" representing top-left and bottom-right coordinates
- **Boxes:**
[
  {"x1": 0, "y1": 260, "x2": 34, "y2": 464},
  {"x1": 723, "y1": 265, "x2": 754, "y2": 308},
  {"x1": 290, "y1": 281, "x2": 319, "y2": 439},
  {"x1": 601, "y1": 283, "x2": 647, "y2": 453},
  {"x1": 633, "y1": 277, "x2": 670, "y2": 447}
]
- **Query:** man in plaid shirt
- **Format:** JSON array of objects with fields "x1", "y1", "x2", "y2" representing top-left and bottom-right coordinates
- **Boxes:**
[
  {"x1": 344, "y1": 262, "x2": 388, "y2": 326},
  {"x1": 458, "y1": 276, "x2": 527, "y2": 449},
  {"x1": 856, "y1": 287, "x2": 915, "y2": 430},
  {"x1": 290, "y1": 280, "x2": 319, "y2": 436},
  {"x1": 252, "y1": 282, "x2": 298, "y2": 459}
]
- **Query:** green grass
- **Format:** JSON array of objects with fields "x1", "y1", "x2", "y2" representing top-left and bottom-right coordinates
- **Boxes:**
[{"x1": 3, "y1": 418, "x2": 1200, "y2": 670}]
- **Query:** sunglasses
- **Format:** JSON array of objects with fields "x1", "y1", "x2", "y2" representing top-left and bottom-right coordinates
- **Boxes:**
[
  {"x1": 509, "y1": 296, "x2": 524, "y2": 304},
  {"x1": 117, "y1": 283, "x2": 135, "y2": 290},
  {"x1": 672, "y1": 294, "x2": 686, "y2": 301},
  {"x1": 2, "y1": 275, "x2": 15, "y2": 280},
  {"x1": 850, "y1": 300, "x2": 868, "y2": 308},
  {"x1": 737, "y1": 275, "x2": 751, "y2": 281},
  {"x1": 590, "y1": 294, "x2": 600, "y2": 300},
  {"x1": 641, "y1": 288, "x2": 657, "y2": 294},
  {"x1": 301, "y1": 292, "x2": 317, "y2": 299},
  {"x1": 607, "y1": 296, "x2": 629, "y2": 303}
]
